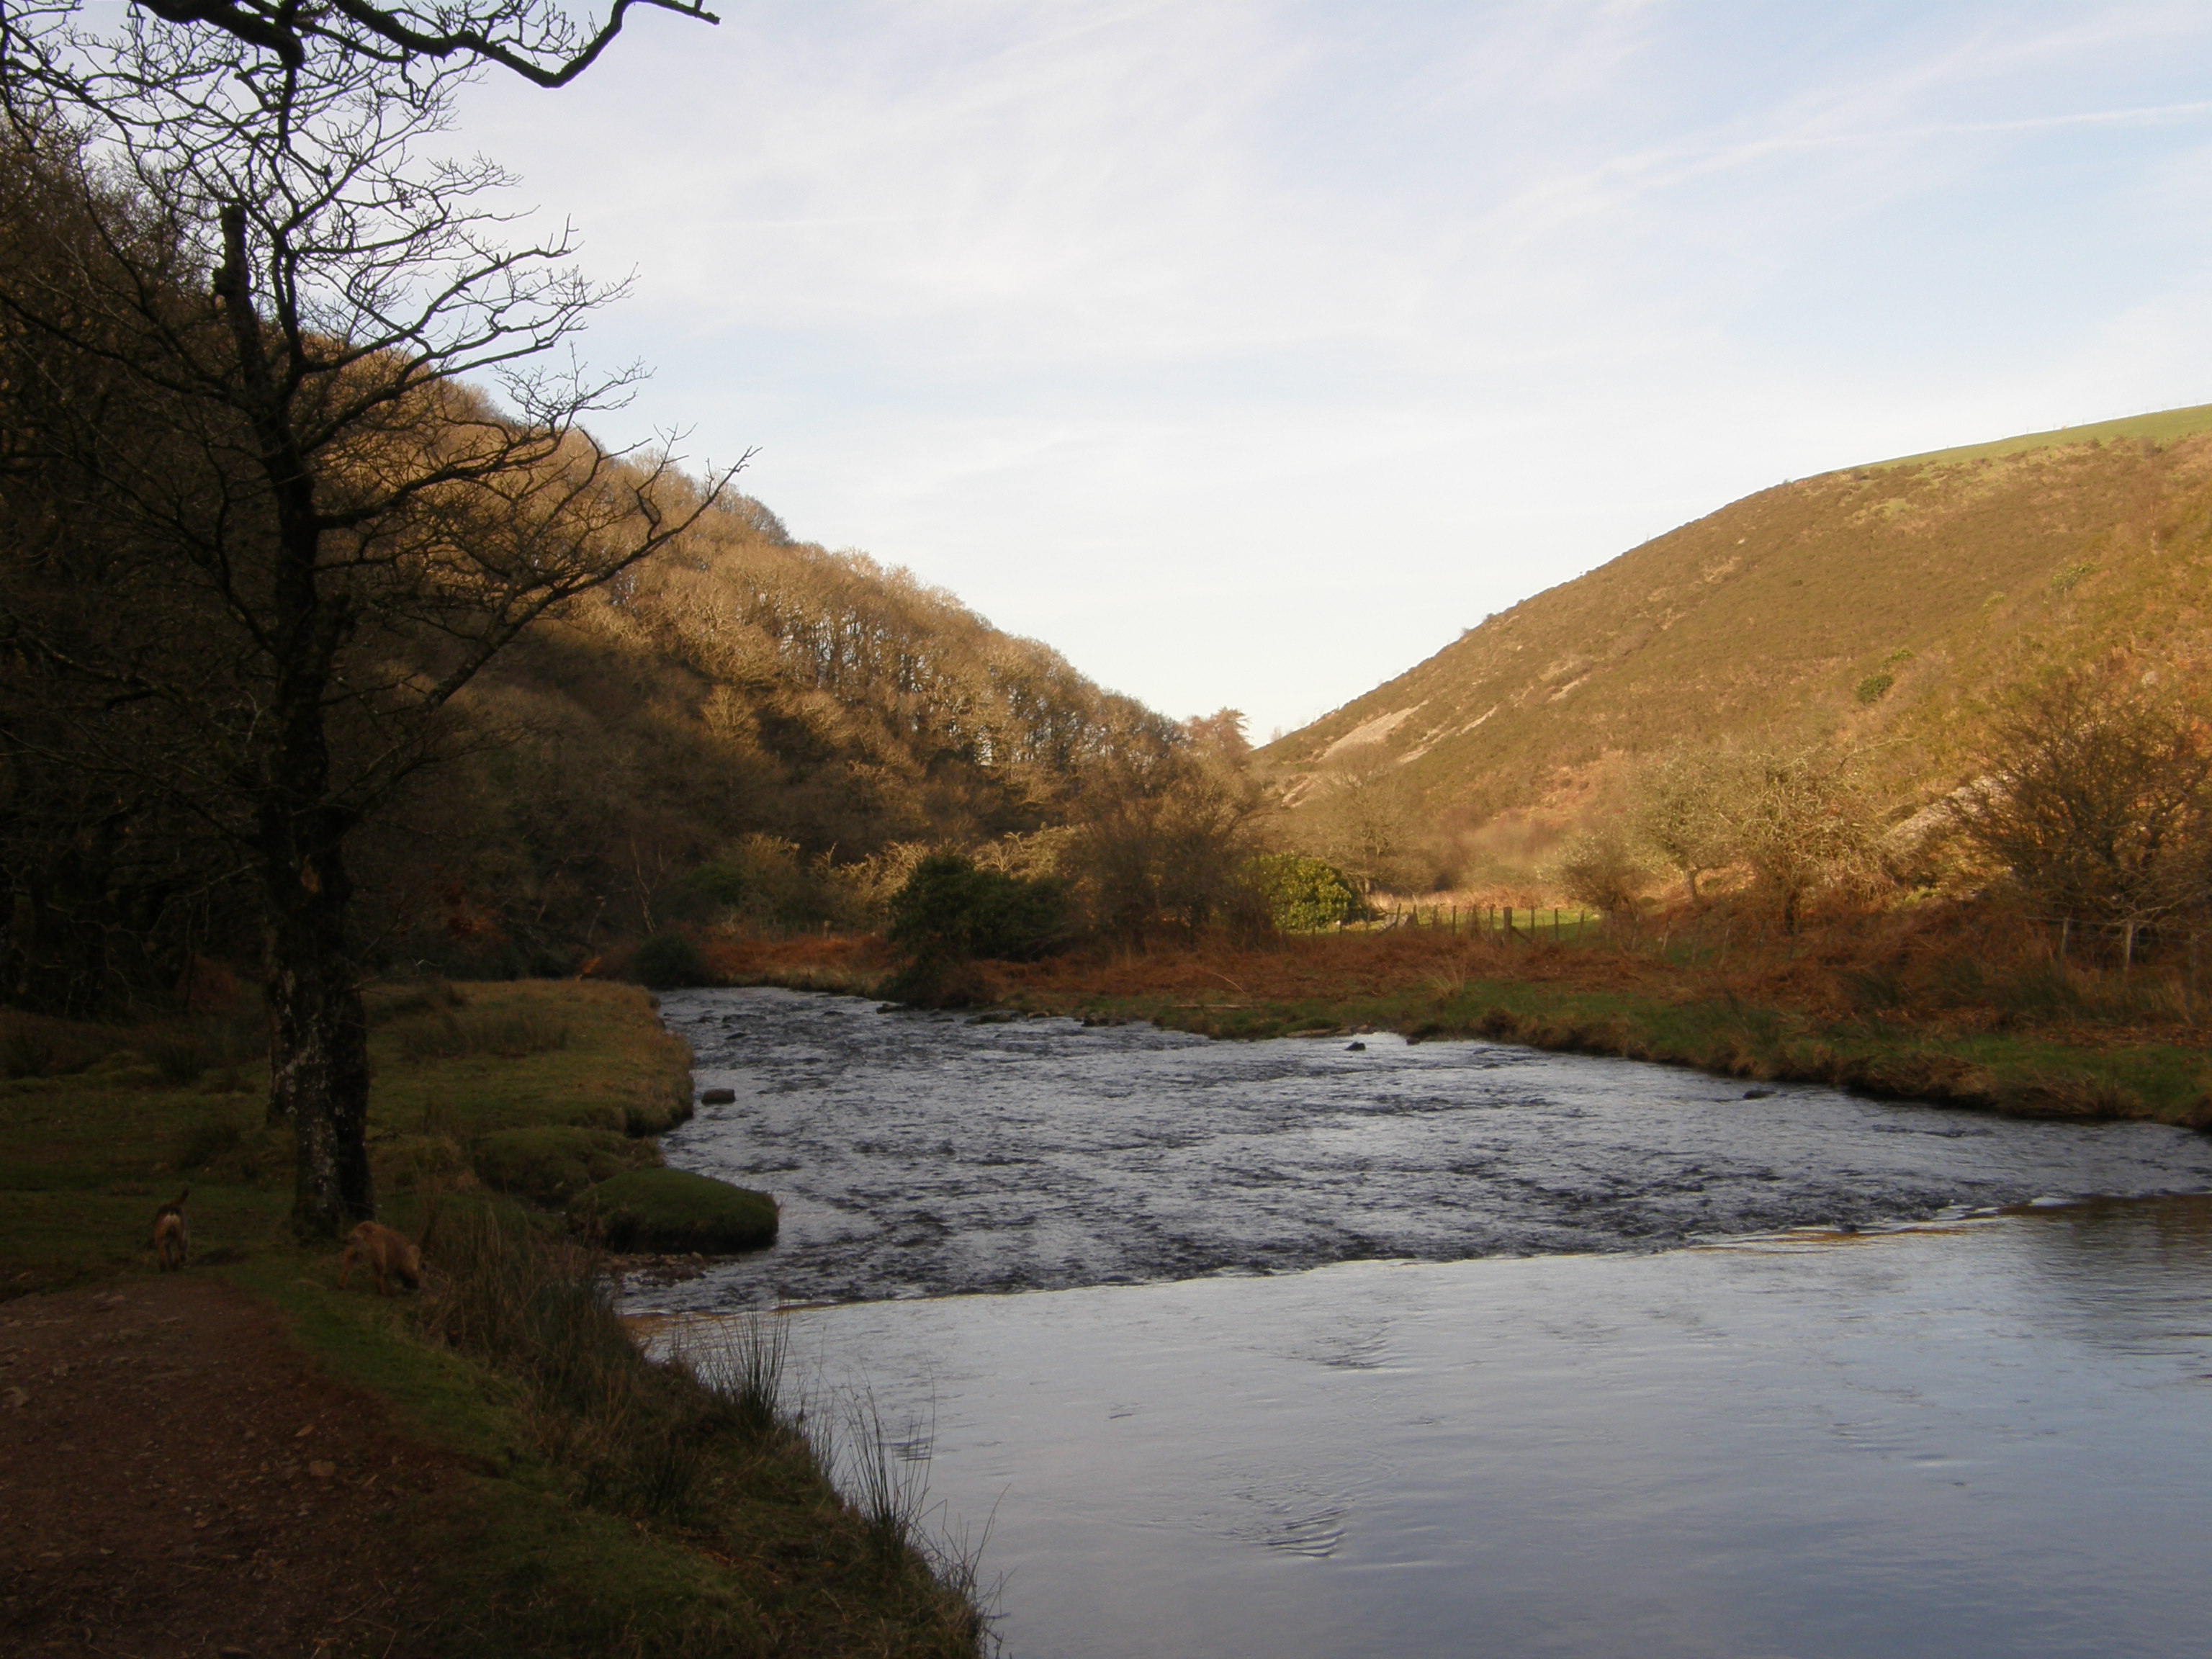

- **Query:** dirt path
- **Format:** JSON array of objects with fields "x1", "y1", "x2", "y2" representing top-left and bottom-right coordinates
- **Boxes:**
[{"x1": 0, "y1": 1277, "x2": 460, "y2": 1658}]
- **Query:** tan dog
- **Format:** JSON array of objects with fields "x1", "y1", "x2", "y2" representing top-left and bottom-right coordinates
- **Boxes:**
[
  {"x1": 152, "y1": 1188, "x2": 189, "y2": 1271},
  {"x1": 339, "y1": 1220, "x2": 422, "y2": 1296}
]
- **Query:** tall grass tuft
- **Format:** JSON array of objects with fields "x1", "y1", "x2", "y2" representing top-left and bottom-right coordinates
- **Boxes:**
[
  {"x1": 837, "y1": 1389, "x2": 936, "y2": 1563},
  {"x1": 415, "y1": 1199, "x2": 727, "y2": 1519},
  {"x1": 397, "y1": 1008, "x2": 572, "y2": 1063},
  {"x1": 670, "y1": 1312, "x2": 792, "y2": 1439}
]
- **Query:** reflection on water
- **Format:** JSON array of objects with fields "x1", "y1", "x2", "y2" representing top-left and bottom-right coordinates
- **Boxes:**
[
  {"x1": 649, "y1": 988, "x2": 2212, "y2": 1308},
  {"x1": 771, "y1": 1202, "x2": 2212, "y2": 1659},
  {"x1": 645, "y1": 989, "x2": 2212, "y2": 1655}
]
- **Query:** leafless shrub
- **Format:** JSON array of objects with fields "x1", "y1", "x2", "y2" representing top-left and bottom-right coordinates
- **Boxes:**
[{"x1": 1951, "y1": 667, "x2": 2212, "y2": 925}]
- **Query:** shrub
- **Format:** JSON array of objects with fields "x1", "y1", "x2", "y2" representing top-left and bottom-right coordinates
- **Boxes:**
[
  {"x1": 1550, "y1": 832, "x2": 1649, "y2": 917},
  {"x1": 570, "y1": 1167, "x2": 779, "y2": 1253},
  {"x1": 670, "y1": 834, "x2": 842, "y2": 930},
  {"x1": 1952, "y1": 667, "x2": 2212, "y2": 924},
  {"x1": 364, "y1": 979, "x2": 466, "y2": 1025},
  {"x1": 145, "y1": 1035, "x2": 209, "y2": 1086},
  {"x1": 1, "y1": 1028, "x2": 54, "y2": 1079},
  {"x1": 630, "y1": 932, "x2": 710, "y2": 989},
  {"x1": 1854, "y1": 671, "x2": 1894, "y2": 705},
  {"x1": 887, "y1": 854, "x2": 1068, "y2": 963},
  {"x1": 1249, "y1": 853, "x2": 1360, "y2": 930},
  {"x1": 176, "y1": 1118, "x2": 245, "y2": 1169}
]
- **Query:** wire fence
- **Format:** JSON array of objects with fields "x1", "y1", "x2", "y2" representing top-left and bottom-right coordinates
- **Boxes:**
[{"x1": 1376, "y1": 901, "x2": 1602, "y2": 943}]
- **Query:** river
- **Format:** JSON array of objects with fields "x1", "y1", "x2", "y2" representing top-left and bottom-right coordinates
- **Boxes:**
[{"x1": 637, "y1": 988, "x2": 2212, "y2": 1657}]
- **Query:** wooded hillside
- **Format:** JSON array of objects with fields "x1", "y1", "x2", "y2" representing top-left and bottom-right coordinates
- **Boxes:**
[{"x1": 360, "y1": 498, "x2": 1183, "y2": 974}]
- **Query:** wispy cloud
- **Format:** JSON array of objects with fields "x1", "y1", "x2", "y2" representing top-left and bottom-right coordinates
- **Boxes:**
[{"x1": 453, "y1": 1, "x2": 2212, "y2": 732}]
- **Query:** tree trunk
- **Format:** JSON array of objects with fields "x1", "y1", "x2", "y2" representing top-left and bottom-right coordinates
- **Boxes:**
[
  {"x1": 265, "y1": 836, "x2": 373, "y2": 1236},
  {"x1": 216, "y1": 199, "x2": 375, "y2": 1237}
]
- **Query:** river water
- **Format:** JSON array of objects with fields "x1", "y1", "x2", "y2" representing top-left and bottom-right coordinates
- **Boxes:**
[{"x1": 641, "y1": 989, "x2": 2212, "y2": 1657}]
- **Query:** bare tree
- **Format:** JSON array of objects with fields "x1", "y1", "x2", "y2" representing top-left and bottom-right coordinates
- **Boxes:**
[
  {"x1": 1635, "y1": 747, "x2": 1739, "y2": 905},
  {"x1": 6, "y1": 0, "x2": 716, "y2": 88},
  {"x1": 1951, "y1": 667, "x2": 2212, "y2": 926},
  {"x1": 1071, "y1": 752, "x2": 1262, "y2": 946},
  {"x1": 1551, "y1": 829, "x2": 1649, "y2": 919},
  {"x1": 1733, "y1": 748, "x2": 1876, "y2": 933},
  {"x1": 0, "y1": 12, "x2": 737, "y2": 1233},
  {"x1": 1308, "y1": 755, "x2": 1412, "y2": 897}
]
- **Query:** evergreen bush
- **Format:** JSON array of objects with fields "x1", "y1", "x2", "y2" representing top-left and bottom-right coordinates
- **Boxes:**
[{"x1": 1249, "y1": 853, "x2": 1360, "y2": 930}]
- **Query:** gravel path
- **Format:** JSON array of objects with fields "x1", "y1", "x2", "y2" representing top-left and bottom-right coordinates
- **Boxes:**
[{"x1": 1, "y1": 1277, "x2": 459, "y2": 1658}]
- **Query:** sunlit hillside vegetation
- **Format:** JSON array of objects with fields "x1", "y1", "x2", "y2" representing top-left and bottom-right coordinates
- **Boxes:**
[
  {"x1": 1261, "y1": 406, "x2": 2212, "y2": 886},
  {"x1": 15, "y1": 485, "x2": 1191, "y2": 999},
  {"x1": 356, "y1": 495, "x2": 1185, "y2": 974}
]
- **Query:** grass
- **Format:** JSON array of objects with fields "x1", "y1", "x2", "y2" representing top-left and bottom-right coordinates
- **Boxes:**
[
  {"x1": 0, "y1": 979, "x2": 698, "y2": 1295},
  {"x1": 471, "y1": 1124, "x2": 658, "y2": 1206},
  {"x1": 0, "y1": 978, "x2": 981, "y2": 1656},
  {"x1": 219, "y1": 1206, "x2": 981, "y2": 1657},
  {"x1": 1868, "y1": 401, "x2": 2212, "y2": 469},
  {"x1": 570, "y1": 1167, "x2": 781, "y2": 1253}
]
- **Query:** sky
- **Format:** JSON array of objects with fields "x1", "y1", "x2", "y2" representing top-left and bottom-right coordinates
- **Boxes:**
[{"x1": 451, "y1": 1, "x2": 2212, "y2": 739}]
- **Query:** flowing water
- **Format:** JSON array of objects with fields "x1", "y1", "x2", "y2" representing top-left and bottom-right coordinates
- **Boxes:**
[{"x1": 638, "y1": 989, "x2": 2212, "y2": 1656}]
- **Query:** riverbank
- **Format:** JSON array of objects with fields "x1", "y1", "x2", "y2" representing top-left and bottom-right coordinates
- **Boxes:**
[
  {"x1": 0, "y1": 981, "x2": 983, "y2": 1657},
  {"x1": 699, "y1": 923, "x2": 2212, "y2": 1130}
]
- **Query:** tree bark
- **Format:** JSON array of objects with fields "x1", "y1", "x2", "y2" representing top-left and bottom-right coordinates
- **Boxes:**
[
  {"x1": 264, "y1": 831, "x2": 373, "y2": 1236},
  {"x1": 213, "y1": 197, "x2": 377, "y2": 1236}
]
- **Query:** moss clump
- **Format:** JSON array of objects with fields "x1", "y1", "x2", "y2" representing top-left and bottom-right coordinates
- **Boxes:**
[
  {"x1": 570, "y1": 1168, "x2": 778, "y2": 1253},
  {"x1": 473, "y1": 1125, "x2": 655, "y2": 1207}
]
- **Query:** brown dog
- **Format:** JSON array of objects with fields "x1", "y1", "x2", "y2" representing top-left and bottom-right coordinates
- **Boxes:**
[
  {"x1": 152, "y1": 1188, "x2": 189, "y2": 1271},
  {"x1": 338, "y1": 1220, "x2": 422, "y2": 1296}
]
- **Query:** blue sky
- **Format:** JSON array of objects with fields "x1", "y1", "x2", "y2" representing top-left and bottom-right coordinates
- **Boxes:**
[{"x1": 455, "y1": 1, "x2": 2212, "y2": 738}]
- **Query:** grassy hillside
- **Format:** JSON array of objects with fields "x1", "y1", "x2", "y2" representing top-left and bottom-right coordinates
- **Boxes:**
[{"x1": 1260, "y1": 405, "x2": 2212, "y2": 850}]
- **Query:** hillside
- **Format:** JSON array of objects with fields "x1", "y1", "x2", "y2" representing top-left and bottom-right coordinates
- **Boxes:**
[
  {"x1": 349, "y1": 494, "x2": 1184, "y2": 974},
  {"x1": 1259, "y1": 404, "x2": 2212, "y2": 861},
  {"x1": 5, "y1": 476, "x2": 1182, "y2": 1001}
]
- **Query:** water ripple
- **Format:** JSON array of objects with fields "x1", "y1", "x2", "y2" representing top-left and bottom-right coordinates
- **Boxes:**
[{"x1": 642, "y1": 988, "x2": 2212, "y2": 1310}]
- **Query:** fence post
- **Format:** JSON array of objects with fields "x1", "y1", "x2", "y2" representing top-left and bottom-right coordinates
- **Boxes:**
[
  {"x1": 2123, "y1": 921, "x2": 2137, "y2": 976},
  {"x1": 2058, "y1": 917, "x2": 2069, "y2": 962}
]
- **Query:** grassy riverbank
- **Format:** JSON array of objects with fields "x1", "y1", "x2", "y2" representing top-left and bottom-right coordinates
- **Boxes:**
[
  {"x1": 705, "y1": 917, "x2": 2212, "y2": 1130},
  {"x1": 0, "y1": 980, "x2": 983, "y2": 1657}
]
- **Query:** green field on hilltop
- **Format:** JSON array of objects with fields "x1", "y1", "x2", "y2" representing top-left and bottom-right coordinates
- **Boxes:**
[{"x1": 1869, "y1": 402, "x2": 2212, "y2": 469}]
